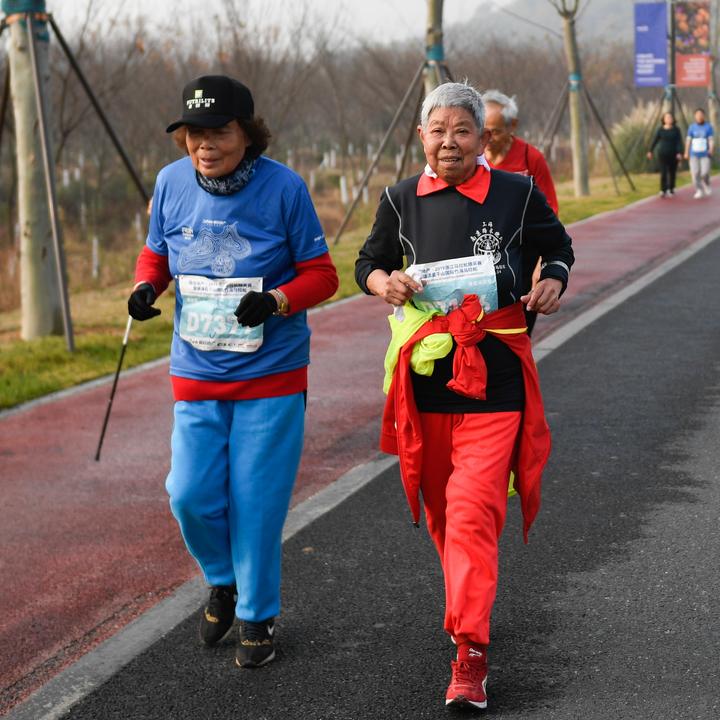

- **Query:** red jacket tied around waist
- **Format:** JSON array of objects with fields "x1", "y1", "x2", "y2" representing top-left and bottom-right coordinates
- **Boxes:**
[{"x1": 380, "y1": 296, "x2": 551, "y2": 543}]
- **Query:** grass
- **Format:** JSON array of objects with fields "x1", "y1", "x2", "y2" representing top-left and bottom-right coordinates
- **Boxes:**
[
  {"x1": 0, "y1": 170, "x2": 685, "y2": 410},
  {"x1": 0, "y1": 286, "x2": 176, "y2": 409}
]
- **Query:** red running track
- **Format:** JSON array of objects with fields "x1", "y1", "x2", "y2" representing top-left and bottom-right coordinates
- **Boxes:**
[{"x1": 2, "y1": 181, "x2": 720, "y2": 713}]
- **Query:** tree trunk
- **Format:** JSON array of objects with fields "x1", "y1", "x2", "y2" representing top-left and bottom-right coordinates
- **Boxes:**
[
  {"x1": 6, "y1": 14, "x2": 64, "y2": 339},
  {"x1": 708, "y1": 0, "x2": 719, "y2": 133},
  {"x1": 424, "y1": 0, "x2": 448, "y2": 95},
  {"x1": 561, "y1": 13, "x2": 590, "y2": 197}
]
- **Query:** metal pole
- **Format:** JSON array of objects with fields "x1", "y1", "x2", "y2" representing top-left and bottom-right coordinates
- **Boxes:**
[
  {"x1": 0, "y1": 21, "x2": 6, "y2": 166},
  {"x1": 26, "y1": 13, "x2": 75, "y2": 351},
  {"x1": 599, "y1": 135, "x2": 621, "y2": 196},
  {"x1": 669, "y1": 0, "x2": 677, "y2": 116},
  {"x1": 332, "y1": 60, "x2": 425, "y2": 245},
  {"x1": 47, "y1": 13, "x2": 150, "y2": 206},
  {"x1": 95, "y1": 316, "x2": 133, "y2": 461},
  {"x1": 0, "y1": 61, "x2": 10, "y2": 163},
  {"x1": 394, "y1": 82, "x2": 425, "y2": 185},
  {"x1": 540, "y1": 82, "x2": 569, "y2": 156},
  {"x1": 675, "y1": 96, "x2": 690, "y2": 131},
  {"x1": 582, "y1": 85, "x2": 637, "y2": 191}
]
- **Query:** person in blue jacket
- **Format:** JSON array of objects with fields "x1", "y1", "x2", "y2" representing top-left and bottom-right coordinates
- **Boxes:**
[
  {"x1": 127, "y1": 75, "x2": 338, "y2": 669},
  {"x1": 684, "y1": 107, "x2": 714, "y2": 198}
]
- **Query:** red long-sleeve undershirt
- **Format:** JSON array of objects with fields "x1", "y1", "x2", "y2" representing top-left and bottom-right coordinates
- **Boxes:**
[
  {"x1": 134, "y1": 246, "x2": 338, "y2": 312},
  {"x1": 133, "y1": 246, "x2": 339, "y2": 400}
]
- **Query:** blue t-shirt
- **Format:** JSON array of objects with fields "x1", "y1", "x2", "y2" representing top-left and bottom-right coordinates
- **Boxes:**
[
  {"x1": 687, "y1": 122, "x2": 714, "y2": 157},
  {"x1": 146, "y1": 155, "x2": 328, "y2": 382}
]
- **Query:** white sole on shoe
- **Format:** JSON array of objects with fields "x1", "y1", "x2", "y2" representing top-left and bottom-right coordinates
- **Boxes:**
[{"x1": 445, "y1": 695, "x2": 488, "y2": 709}]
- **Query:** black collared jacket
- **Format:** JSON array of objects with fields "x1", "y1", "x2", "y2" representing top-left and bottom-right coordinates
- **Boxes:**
[{"x1": 354, "y1": 169, "x2": 574, "y2": 414}]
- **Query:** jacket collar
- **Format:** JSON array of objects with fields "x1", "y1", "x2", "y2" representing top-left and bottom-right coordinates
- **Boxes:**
[{"x1": 416, "y1": 155, "x2": 491, "y2": 203}]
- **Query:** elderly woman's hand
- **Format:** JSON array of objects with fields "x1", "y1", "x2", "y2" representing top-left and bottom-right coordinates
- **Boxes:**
[
  {"x1": 367, "y1": 269, "x2": 423, "y2": 307},
  {"x1": 521, "y1": 278, "x2": 563, "y2": 315}
]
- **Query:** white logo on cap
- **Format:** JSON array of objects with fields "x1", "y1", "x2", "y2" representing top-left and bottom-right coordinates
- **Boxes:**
[{"x1": 186, "y1": 89, "x2": 216, "y2": 110}]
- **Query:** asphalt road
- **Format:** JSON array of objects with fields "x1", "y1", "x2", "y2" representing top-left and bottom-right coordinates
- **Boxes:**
[{"x1": 58, "y1": 239, "x2": 720, "y2": 719}]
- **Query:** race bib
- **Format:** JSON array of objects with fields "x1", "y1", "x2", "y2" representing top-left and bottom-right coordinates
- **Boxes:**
[
  {"x1": 691, "y1": 136, "x2": 708, "y2": 154},
  {"x1": 178, "y1": 275, "x2": 263, "y2": 352},
  {"x1": 407, "y1": 255, "x2": 499, "y2": 315}
]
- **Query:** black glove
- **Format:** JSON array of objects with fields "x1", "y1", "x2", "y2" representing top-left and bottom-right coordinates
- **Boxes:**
[
  {"x1": 128, "y1": 282, "x2": 161, "y2": 321},
  {"x1": 234, "y1": 291, "x2": 277, "y2": 327}
]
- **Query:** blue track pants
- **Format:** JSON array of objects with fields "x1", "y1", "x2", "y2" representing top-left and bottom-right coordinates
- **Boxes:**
[{"x1": 166, "y1": 394, "x2": 305, "y2": 622}]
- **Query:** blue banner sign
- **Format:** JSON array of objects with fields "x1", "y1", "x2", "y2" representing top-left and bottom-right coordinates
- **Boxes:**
[{"x1": 635, "y1": 2, "x2": 668, "y2": 87}]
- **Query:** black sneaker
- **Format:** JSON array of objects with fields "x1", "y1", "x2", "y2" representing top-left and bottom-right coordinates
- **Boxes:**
[
  {"x1": 235, "y1": 618, "x2": 275, "y2": 668},
  {"x1": 199, "y1": 585, "x2": 236, "y2": 646}
]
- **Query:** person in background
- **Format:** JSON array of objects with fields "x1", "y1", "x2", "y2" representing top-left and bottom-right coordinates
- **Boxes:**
[
  {"x1": 127, "y1": 74, "x2": 338, "y2": 669},
  {"x1": 482, "y1": 89, "x2": 559, "y2": 335},
  {"x1": 647, "y1": 112, "x2": 684, "y2": 197},
  {"x1": 481, "y1": 89, "x2": 558, "y2": 213},
  {"x1": 355, "y1": 81, "x2": 574, "y2": 712},
  {"x1": 684, "y1": 107, "x2": 714, "y2": 199}
]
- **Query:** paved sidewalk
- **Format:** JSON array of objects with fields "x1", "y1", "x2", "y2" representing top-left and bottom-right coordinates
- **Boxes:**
[
  {"x1": 2, "y1": 180, "x2": 720, "y2": 714},
  {"x1": 17, "y1": 228, "x2": 720, "y2": 720}
]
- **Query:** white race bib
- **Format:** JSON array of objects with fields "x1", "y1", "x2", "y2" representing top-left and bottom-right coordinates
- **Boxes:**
[
  {"x1": 691, "y1": 136, "x2": 708, "y2": 154},
  {"x1": 178, "y1": 275, "x2": 263, "y2": 352},
  {"x1": 407, "y1": 254, "x2": 499, "y2": 315}
]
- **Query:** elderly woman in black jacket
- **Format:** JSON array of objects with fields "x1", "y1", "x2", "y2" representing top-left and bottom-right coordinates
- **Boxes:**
[{"x1": 355, "y1": 81, "x2": 573, "y2": 711}]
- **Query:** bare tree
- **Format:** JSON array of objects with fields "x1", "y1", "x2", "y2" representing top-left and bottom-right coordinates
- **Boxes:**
[
  {"x1": 548, "y1": 0, "x2": 590, "y2": 196},
  {"x1": 6, "y1": 9, "x2": 68, "y2": 341},
  {"x1": 708, "y1": 0, "x2": 719, "y2": 133},
  {"x1": 0, "y1": 0, "x2": 675, "y2": 314}
]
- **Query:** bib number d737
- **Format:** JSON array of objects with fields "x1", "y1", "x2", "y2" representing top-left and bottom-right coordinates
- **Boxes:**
[{"x1": 178, "y1": 274, "x2": 264, "y2": 352}]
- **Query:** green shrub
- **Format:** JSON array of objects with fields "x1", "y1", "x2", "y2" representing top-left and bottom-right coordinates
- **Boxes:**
[{"x1": 610, "y1": 103, "x2": 664, "y2": 174}]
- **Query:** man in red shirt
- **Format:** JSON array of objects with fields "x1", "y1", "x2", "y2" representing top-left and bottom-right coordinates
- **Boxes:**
[
  {"x1": 482, "y1": 89, "x2": 559, "y2": 334},
  {"x1": 482, "y1": 89, "x2": 559, "y2": 213}
]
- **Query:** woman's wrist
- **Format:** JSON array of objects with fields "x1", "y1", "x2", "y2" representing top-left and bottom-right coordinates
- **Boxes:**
[
  {"x1": 269, "y1": 288, "x2": 289, "y2": 315},
  {"x1": 366, "y1": 269, "x2": 389, "y2": 296}
]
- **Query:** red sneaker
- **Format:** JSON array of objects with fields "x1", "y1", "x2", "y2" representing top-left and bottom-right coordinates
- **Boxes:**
[{"x1": 445, "y1": 646, "x2": 488, "y2": 710}]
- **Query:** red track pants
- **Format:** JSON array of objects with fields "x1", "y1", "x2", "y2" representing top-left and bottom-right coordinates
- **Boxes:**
[{"x1": 419, "y1": 410, "x2": 521, "y2": 646}]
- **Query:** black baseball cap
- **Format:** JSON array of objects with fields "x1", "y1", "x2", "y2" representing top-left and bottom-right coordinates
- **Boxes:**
[{"x1": 165, "y1": 75, "x2": 255, "y2": 133}]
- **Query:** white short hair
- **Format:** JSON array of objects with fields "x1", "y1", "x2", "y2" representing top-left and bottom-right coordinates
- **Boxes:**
[
  {"x1": 480, "y1": 89, "x2": 519, "y2": 124},
  {"x1": 420, "y1": 81, "x2": 485, "y2": 130}
]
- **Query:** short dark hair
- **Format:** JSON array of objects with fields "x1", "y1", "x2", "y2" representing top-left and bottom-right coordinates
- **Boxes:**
[
  {"x1": 238, "y1": 116, "x2": 271, "y2": 159},
  {"x1": 695, "y1": 107, "x2": 706, "y2": 114},
  {"x1": 171, "y1": 117, "x2": 272, "y2": 158}
]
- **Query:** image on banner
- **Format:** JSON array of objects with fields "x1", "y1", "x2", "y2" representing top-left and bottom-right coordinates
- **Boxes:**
[
  {"x1": 675, "y1": 1, "x2": 711, "y2": 87},
  {"x1": 408, "y1": 255, "x2": 499, "y2": 315}
]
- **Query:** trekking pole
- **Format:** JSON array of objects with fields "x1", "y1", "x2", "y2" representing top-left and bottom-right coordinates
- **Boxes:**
[{"x1": 95, "y1": 316, "x2": 133, "y2": 461}]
